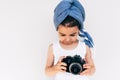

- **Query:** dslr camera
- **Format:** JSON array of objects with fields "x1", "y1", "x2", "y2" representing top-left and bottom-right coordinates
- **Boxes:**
[{"x1": 62, "y1": 55, "x2": 86, "y2": 75}]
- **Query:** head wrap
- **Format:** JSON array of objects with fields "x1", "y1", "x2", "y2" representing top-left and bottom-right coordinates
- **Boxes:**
[{"x1": 54, "y1": 0, "x2": 94, "y2": 48}]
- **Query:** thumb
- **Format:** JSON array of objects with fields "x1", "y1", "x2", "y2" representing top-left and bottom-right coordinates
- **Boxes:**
[
  {"x1": 58, "y1": 56, "x2": 66, "y2": 62},
  {"x1": 83, "y1": 58, "x2": 87, "y2": 63}
]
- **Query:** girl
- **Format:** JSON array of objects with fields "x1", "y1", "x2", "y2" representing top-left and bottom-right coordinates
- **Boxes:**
[{"x1": 45, "y1": 0, "x2": 95, "y2": 80}]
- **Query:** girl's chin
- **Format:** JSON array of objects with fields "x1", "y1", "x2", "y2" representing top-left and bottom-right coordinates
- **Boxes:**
[{"x1": 61, "y1": 42, "x2": 73, "y2": 45}]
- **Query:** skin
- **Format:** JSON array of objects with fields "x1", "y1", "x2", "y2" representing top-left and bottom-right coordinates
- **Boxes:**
[{"x1": 45, "y1": 25, "x2": 96, "y2": 76}]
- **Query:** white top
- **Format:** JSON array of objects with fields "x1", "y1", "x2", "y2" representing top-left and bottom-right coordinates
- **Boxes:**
[{"x1": 52, "y1": 40, "x2": 89, "y2": 80}]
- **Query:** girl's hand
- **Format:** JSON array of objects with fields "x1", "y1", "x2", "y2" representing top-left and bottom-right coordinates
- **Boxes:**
[
  {"x1": 53, "y1": 56, "x2": 67, "y2": 73},
  {"x1": 80, "y1": 63, "x2": 95, "y2": 76},
  {"x1": 80, "y1": 45, "x2": 96, "y2": 76}
]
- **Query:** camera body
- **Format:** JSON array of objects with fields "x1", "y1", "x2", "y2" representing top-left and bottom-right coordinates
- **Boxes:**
[{"x1": 62, "y1": 55, "x2": 86, "y2": 75}]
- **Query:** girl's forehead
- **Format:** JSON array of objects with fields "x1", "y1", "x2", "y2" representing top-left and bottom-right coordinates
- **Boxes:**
[
  {"x1": 58, "y1": 25, "x2": 79, "y2": 34},
  {"x1": 58, "y1": 25, "x2": 79, "y2": 30}
]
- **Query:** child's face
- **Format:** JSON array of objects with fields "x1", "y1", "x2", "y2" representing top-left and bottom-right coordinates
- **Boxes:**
[{"x1": 57, "y1": 25, "x2": 79, "y2": 45}]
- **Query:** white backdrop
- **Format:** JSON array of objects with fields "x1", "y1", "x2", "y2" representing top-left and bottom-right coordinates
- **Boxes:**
[{"x1": 0, "y1": 0, "x2": 120, "y2": 80}]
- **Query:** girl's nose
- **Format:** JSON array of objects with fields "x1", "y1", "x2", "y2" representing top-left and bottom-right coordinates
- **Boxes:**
[{"x1": 65, "y1": 37, "x2": 70, "y2": 41}]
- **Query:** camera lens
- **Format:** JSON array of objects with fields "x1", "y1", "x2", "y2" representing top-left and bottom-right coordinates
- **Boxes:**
[{"x1": 69, "y1": 63, "x2": 82, "y2": 75}]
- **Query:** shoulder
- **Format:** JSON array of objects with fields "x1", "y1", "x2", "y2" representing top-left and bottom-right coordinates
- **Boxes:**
[
  {"x1": 47, "y1": 43, "x2": 54, "y2": 59},
  {"x1": 47, "y1": 40, "x2": 59, "y2": 53},
  {"x1": 86, "y1": 45, "x2": 91, "y2": 52},
  {"x1": 85, "y1": 45, "x2": 92, "y2": 58},
  {"x1": 48, "y1": 43, "x2": 53, "y2": 52},
  {"x1": 48, "y1": 40, "x2": 58, "y2": 49}
]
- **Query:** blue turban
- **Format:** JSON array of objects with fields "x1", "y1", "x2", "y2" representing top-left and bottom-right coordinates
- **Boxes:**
[{"x1": 54, "y1": 0, "x2": 94, "y2": 48}]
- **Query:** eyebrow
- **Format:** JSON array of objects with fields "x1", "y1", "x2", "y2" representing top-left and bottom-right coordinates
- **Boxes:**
[{"x1": 59, "y1": 32, "x2": 77, "y2": 35}]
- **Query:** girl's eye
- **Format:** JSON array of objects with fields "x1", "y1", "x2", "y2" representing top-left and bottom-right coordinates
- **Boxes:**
[
  {"x1": 61, "y1": 34, "x2": 66, "y2": 36},
  {"x1": 70, "y1": 34, "x2": 75, "y2": 36}
]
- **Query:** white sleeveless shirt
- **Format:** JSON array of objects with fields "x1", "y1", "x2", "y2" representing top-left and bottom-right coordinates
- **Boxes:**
[{"x1": 52, "y1": 40, "x2": 89, "y2": 80}]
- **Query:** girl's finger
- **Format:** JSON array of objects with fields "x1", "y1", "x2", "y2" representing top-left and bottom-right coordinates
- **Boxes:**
[
  {"x1": 61, "y1": 66, "x2": 67, "y2": 71},
  {"x1": 83, "y1": 64, "x2": 91, "y2": 69},
  {"x1": 60, "y1": 62, "x2": 67, "y2": 66},
  {"x1": 58, "y1": 56, "x2": 66, "y2": 62},
  {"x1": 80, "y1": 70, "x2": 89, "y2": 75}
]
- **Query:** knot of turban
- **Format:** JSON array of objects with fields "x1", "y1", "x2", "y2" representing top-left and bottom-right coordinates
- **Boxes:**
[{"x1": 54, "y1": 0, "x2": 94, "y2": 48}]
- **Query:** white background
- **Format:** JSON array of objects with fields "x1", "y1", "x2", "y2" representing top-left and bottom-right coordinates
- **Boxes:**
[{"x1": 0, "y1": 0, "x2": 120, "y2": 80}]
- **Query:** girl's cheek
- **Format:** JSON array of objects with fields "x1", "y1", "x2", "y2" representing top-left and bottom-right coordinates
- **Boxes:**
[
  {"x1": 72, "y1": 36, "x2": 77, "y2": 40},
  {"x1": 59, "y1": 37, "x2": 64, "y2": 41}
]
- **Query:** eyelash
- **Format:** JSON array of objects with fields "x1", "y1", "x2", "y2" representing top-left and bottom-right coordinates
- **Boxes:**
[
  {"x1": 70, "y1": 35, "x2": 75, "y2": 36},
  {"x1": 61, "y1": 35, "x2": 65, "y2": 36},
  {"x1": 60, "y1": 35, "x2": 75, "y2": 37}
]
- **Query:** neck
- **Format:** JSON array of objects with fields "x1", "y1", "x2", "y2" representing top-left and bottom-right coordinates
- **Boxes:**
[{"x1": 59, "y1": 40, "x2": 79, "y2": 50}]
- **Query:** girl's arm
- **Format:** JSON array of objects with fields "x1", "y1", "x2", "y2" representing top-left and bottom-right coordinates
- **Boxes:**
[
  {"x1": 80, "y1": 45, "x2": 96, "y2": 76},
  {"x1": 45, "y1": 44, "x2": 66, "y2": 76}
]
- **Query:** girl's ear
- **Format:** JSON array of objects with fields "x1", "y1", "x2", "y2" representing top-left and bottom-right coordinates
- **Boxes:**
[
  {"x1": 78, "y1": 32, "x2": 80, "y2": 35},
  {"x1": 56, "y1": 26, "x2": 59, "y2": 31},
  {"x1": 77, "y1": 29, "x2": 80, "y2": 35}
]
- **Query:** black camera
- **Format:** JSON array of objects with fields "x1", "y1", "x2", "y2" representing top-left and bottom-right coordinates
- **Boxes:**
[{"x1": 62, "y1": 55, "x2": 86, "y2": 75}]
